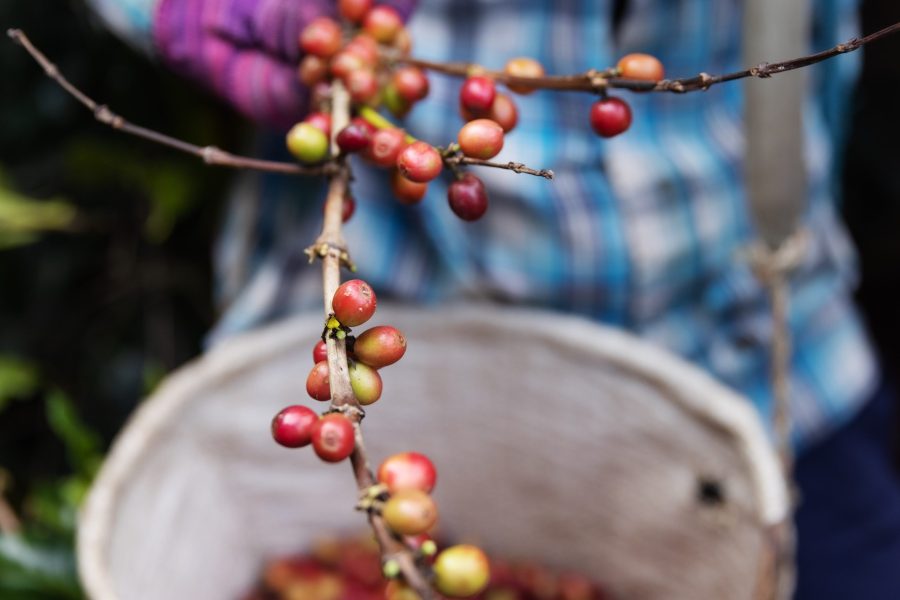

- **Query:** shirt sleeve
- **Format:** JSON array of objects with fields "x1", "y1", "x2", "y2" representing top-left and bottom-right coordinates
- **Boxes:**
[{"x1": 85, "y1": 0, "x2": 160, "y2": 54}]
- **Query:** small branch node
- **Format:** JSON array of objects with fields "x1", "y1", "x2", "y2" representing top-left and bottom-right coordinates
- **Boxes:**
[
  {"x1": 698, "y1": 72, "x2": 713, "y2": 90},
  {"x1": 751, "y1": 62, "x2": 773, "y2": 78}
]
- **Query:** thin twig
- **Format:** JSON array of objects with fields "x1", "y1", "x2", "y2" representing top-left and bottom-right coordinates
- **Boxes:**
[
  {"x1": 317, "y1": 82, "x2": 434, "y2": 599},
  {"x1": 447, "y1": 155, "x2": 554, "y2": 179},
  {"x1": 7, "y1": 29, "x2": 330, "y2": 177},
  {"x1": 396, "y1": 20, "x2": 900, "y2": 94}
]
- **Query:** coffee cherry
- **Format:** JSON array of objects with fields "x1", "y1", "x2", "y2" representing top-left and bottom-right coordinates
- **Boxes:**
[
  {"x1": 397, "y1": 141, "x2": 443, "y2": 183},
  {"x1": 391, "y1": 170, "x2": 428, "y2": 204},
  {"x1": 348, "y1": 361, "x2": 383, "y2": 405},
  {"x1": 311, "y1": 413, "x2": 355, "y2": 462},
  {"x1": 332, "y1": 279, "x2": 377, "y2": 326},
  {"x1": 460, "y1": 76, "x2": 496, "y2": 113},
  {"x1": 298, "y1": 54, "x2": 329, "y2": 86},
  {"x1": 394, "y1": 27, "x2": 413, "y2": 54},
  {"x1": 489, "y1": 92, "x2": 518, "y2": 132},
  {"x1": 353, "y1": 325, "x2": 407, "y2": 367},
  {"x1": 306, "y1": 361, "x2": 331, "y2": 401},
  {"x1": 299, "y1": 17, "x2": 342, "y2": 58},
  {"x1": 458, "y1": 118, "x2": 504, "y2": 159},
  {"x1": 504, "y1": 57, "x2": 544, "y2": 94},
  {"x1": 271, "y1": 405, "x2": 319, "y2": 448},
  {"x1": 382, "y1": 84, "x2": 412, "y2": 118},
  {"x1": 589, "y1": 97, "x2": 632, "y2": 138},
  {"x1": 617, "y1": 53, "x2": 665, "y2": 82},
  {"x1": 433, "y1": 545, "x2": 490, "y2": 598},
  {"x1": 384, "y1": 581, "x2": 420, "y2": 600},
  {"x1": 345, "y1": 69, "x2": 379, "y2": 104},
  {"x1": 336, "y1": 123, "x2": 372, "y2": 154},
  {"x1": 364, "y1": 5, "x2": 403, "y2": 43},
  {"x1": 339, "y1": 0, "x2": 373, "y2": 23},
  {"x1": 366, "y1": 128, "x2": 408, "y2": 168},
  {"x1": 377, "y1": 452, "x2": 437, "y2": 493},
  {"x1": 304, "y1": 112, "x2": 332, "y2": 138},
  {"x1": 312, "y1": 339, "x2": 328, "y2": 363},
  {"x1": 330, "y1": 51, "x2": 367, "y2": 80},
  {"x1": 286, "y1": 122, "x2": 329, "y2": 164},
  {"x1": 382, "y1": 489, "x2": 438, "y2": 536},
  {"x1": 448, "y1": 173, "x2": 488, "y2": 221},
  {"x1": 392, "y1": 67, "x2": 430, "y2": 103},
  {"x1": 344, "y1": 34, "x2": 379, "y2": 66}
]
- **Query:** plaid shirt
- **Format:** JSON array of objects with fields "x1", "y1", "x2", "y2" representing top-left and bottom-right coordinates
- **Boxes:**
[{"x1": 90, "y1": 0, "x2": 876, "y2": 449}]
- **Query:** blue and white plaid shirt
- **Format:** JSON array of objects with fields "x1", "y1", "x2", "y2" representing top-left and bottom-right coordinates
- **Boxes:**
[{"x1": 92, "y1": 0, "x2": 876, "y2": 450}]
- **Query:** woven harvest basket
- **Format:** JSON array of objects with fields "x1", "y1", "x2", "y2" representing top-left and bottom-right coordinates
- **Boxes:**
[{"x1": 77, "y1": 304, "x2": 788, "y2": 600}]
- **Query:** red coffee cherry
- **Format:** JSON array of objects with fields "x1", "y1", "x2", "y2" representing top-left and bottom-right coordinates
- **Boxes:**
[
  {"x1": 589, "y1": 97, "x2": 632, "y2": 138},
  {"x1": 344, "y1": 34, "x2": 380, "y2": 66},
  {"x1": 448, "y1": 173, "x2": 488, "y2": 221},
  {"x1": 366, "y1": 128, "x2": 408, "y2": 168},
  {"x1": 460, "y1": 76, "x2": 496, "y2": 113},
  {"x1": 364, "y1": 5, "x2": 403, "y2": 43},
  {"x1": 286, "y1": 122, "x2": 329, "y2": 164},
  {"x1": 312, "y1": 339, "x2": 328, "y2": 363},
  {"x1": 299, "y1": 17, "x2": 342, "y2": 58},
  {"x1": 353, "y1": 325, "x2": 406, "y2": 367},
  {"x1": 298, "y1": 54, "x2": 329, "y2": 86},
  {"x1": 433, "y1": 545, "x2": 491, "y2": 598},
  {"x1": 392, "y1": 67, "x2": 430, "y2": 103},
  {"x1": 345, "y1": 69, "x2": 380, "y2": 104},
  {"x1": 348, "y1": 361, "x2": 383, "y2": 405},
  {"x1": 339, "y1": 0, "x2": 373, "y2": 23},
  {"x1": 332, "y1": 279, "x2": 377, "y2": 326},
  {"x1": 330, "y1": 51, "x2": 367, "y2": 80},
  {"x1": 394, "y1": 27, "x2": 413, "y2": 54},
  {"x1": 311, "y1": 413, "x2": 356, "y2": 462},
  {"x1": 382, "y1": 489, "x2": 438, "y2": 536},
  {"x1": 504, "y1": 57, "x2": 545, "y2": 94},
  {"x1": 337, "y1": 123, "x2": 373, "y2": 154},
  {"x1": 306, "y1": 361, "x2": 331, "y2": 401},
  {"x1": 391, "y1": 170, "x2": 428, "y2": 204},
  {"x1": 271, "y1": 405, "x2": 319, "y2": 448},
  {"x1": 304, "y1": 112, "x2": 332, "y2": 138},
  {"x1": 489, "y1": 92, "x2": 519, "y2": 133},
  {"x1": 458, "y1": 118, "x2": 504, "y2": 159},
  {"x1": 377, "y1": 452, "x2": 437, "y2": 494},
  {"x1": 397, "y1": 141, "x2": 443, "y2": 183},
  {"x1": 617, "y1": 53, "x2": 665, "y2": 82}
]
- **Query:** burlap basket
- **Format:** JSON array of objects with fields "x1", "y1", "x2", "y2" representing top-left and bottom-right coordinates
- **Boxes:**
[{"x1": 77, "y1": 304, "x2": 788, "y2": 600}]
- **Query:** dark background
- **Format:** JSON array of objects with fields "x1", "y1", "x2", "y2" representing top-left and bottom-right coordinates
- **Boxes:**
[{"x1": 0, "y1": 0, "x2": 898, "y2": 596}]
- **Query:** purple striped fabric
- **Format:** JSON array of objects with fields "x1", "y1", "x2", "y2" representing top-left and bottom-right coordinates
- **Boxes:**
[{"x1": 153, "y1": 0, "x2": 417, "y2": 128}]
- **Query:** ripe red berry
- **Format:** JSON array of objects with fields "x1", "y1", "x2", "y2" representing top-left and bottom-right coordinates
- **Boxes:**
[
  {"x1": 339, "y1": 0, "x2": 373, "y2": 23},
  {"x1": 617, "y1": 53, "x2": 665, "y2": 82},
  {"x1": 397, "y1": 141, "x2": 442, "y2": 183},
  {"x1": 337, "y1": 123, "x2": 373, "y2": 154},
  {"x1": 458, "y1": 118, "x2": 504, "y2": 159},
  {"x1": 298, "y1": 54, "x2": 329, "y2": 86},
  {"x1": 377, "y1": 452, "x2": 437, "y2": 493},
  {"x1": 433, "y1": 545, "x2": 490, "y2": 598},
  {"x1": 311, "y1": 413, "x2": 356, "y2": 462},
  {"x1": 391, "y1": 170, "x2": 428, "y2": 204},
  {"x1": 460, "y1": 76, "x2": 496, "y2": 113},
  {"x1": 363, "y1": 5, "x2": 403, "y2": 43},
  {"x1": 330, "y1": 51, "x2": 367, "y2": 80},
  {"x1": 271, "y1": 405, "x2": 319, "y2": 448},
  {"x1": 344, "y1": 34, "x2": 380, "y2": 66},
  {"x1": 345, "y1": 69, "x2": 380, "y2": 104},
  {"x1": 382, "y1": 489, "x2": 438, "y2": 536},
  {"x1": 365, "y1": 128, "x2": 408, "y2": 168},
  {"x1": 306, "y1": 361, "x2": 331, "y2": 401},
  {"x1": 394, "y1": 27, "x2": 412, "y2": 54},
  {"x1": 299, "y1": 17, "x2": 342, "y2": 58},
  {"x1": 348, "y1": 361, "x2": 383, "y2": 405},
  {"x1": 503, "y1": 57, "x2": 545, "y2": 94},
  {"x1": 489, "y1": 92, "x2": 518, "y2": 132},
  {"x1": 353, "y1": 325, "x2": 407, "y2": 367},
  {"x1": 312, "y1": 339, "x2": 328, "y2": 363},
  {"x1": 589, "y1": 97, "x2": 632, "y2": 138},
  {"x1": 448, "y1": 173, "x2": 488, "y2": 221},
  {"x1": 392, "y1": 67, "x2": 430, "y2": 103},
  {"x1": 332, "y1": 279, "x2": 377, "y2": 327},
  {"x1": 304, "y1": 112, "x2": 332, "y2": 138}
]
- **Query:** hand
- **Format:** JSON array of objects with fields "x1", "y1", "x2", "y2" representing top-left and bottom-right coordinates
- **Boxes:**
[{"x1": 154, "y1": 0, "x2": 417, "y2": 128}]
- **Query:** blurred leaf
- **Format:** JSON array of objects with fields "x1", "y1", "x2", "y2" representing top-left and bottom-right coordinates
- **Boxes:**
[
  {"x1": 0, "y1": 357, "x2": 39, "y2": 414},
  {"x1": 0, "y1": 534, "x2": 82, "y2": 599},
  {"x1": 44, "y1": 392, "x2": 102, "y2": 480},
  {"x1": 0, "y1": 171, "x2": 77, "y2": 249}
]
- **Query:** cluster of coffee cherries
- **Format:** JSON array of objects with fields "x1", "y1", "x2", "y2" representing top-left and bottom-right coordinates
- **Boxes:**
[
  {"x1": 245, "y1": 532, "x2": 606, "y2": 600},
  {"x1": 271, "y1": 278, "x2": 406, "y2": 462},
  {"x1": 589, "y1": 53, "x2": 665, "y2": 138}
]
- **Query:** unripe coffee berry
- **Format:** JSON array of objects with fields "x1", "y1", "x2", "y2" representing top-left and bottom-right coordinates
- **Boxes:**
[
  {"x1": 460, "y1": 76, "x2": 496, "y2": 113},
  {"x1": 304, "y1": 112, "x2": 332, "y2": 139},
  {"x1": 271, "y1": 405, "x2": 319, "y2": 448},
  {"x1": 589, "y1": 97, "x2": 632, "y2": 138},
  {"x1": 353, "y1": 325, "x2": 407, "y2": 367},
  {"x1": 299, "y1": 17, "x2": 342, "y2": 58},
  {"x1": 348, "y1": 361, "x2": 383, "y2": 405},
  {"x1": 364, "y1": 5, "x2": 403, "y2": 43},
  {"x1": 337, "y1": 123, "x2": 373, "y2": 154},
  {"x1": 332, "y1": 279, "x2": 377, "y2": 326},
  {"x1": 617, "y1": 53, "x2": 665, "y2": 82},
  {"x1": 384, "y1": 581, "x2": 420, "y2": 600},
  {"x1": 306, "y1": 361, "x2": 331, "y2": 401},
  {"x1": 504, "y1": 57, "x2": 545, "y2": 94},
  {"x1": 311, "y1": 413, "x2": 356, "y2": 462},
  {"x1": 458, "y1": 118, "x2": 504, "y2": 160},
  {"x1": 382, "y1": 489, "x2": 438, "y2": 536},
  {"x1": 286, "y1": 123, "x2": 329, "y2": 164},
  {"x1": 397, "y1": 141, "x2": 443, "y2": 183},
  {"x1": 433, "y1": 545, "x2": 490, "y2": 598},
  {"x1": 382, "y1": 84, "x2": 412, "y2": 118},
  {"x1": 377, "y1": 452, "x2": 437, "y2": 493},
  {"x1": 448, "y1": 173, "x2": 488, "y2": 221},
  {"x1": 391, "y1": 170, "x2": 428, "y2": 204}
]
